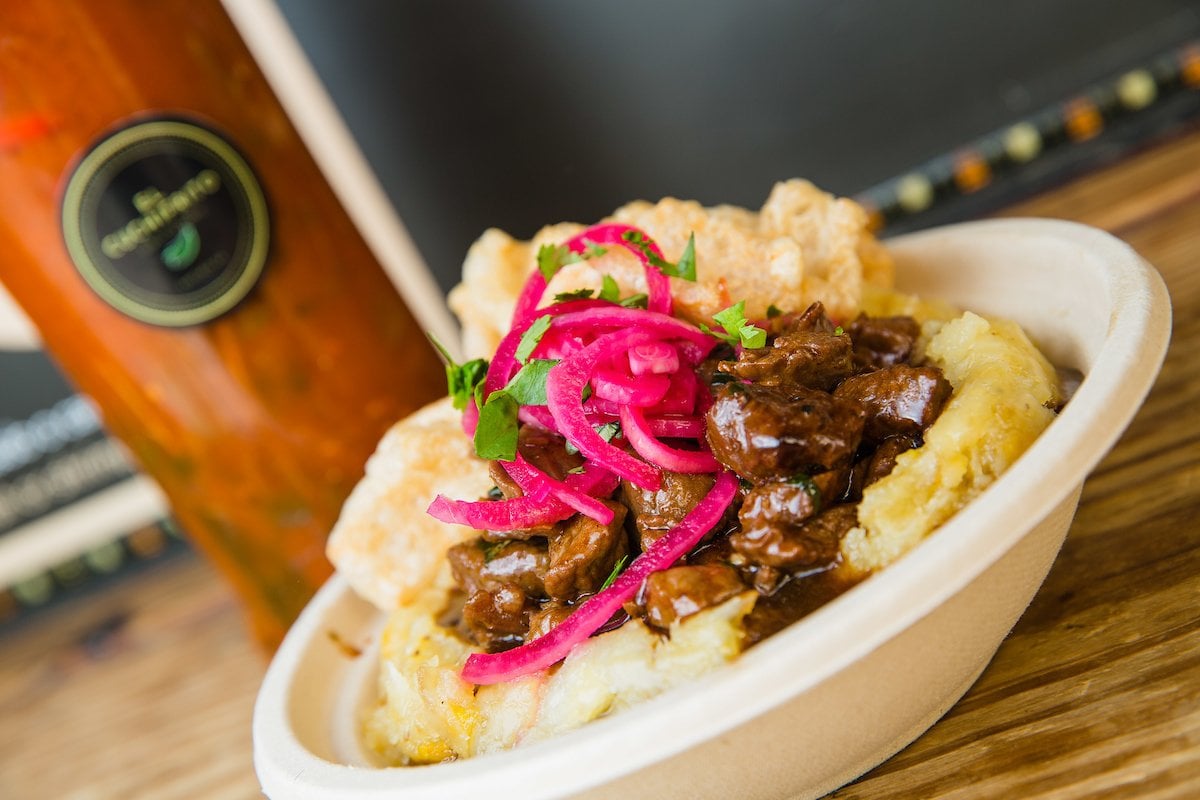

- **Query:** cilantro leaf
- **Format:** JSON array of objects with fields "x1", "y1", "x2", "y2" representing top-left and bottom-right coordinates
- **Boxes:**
[
  {"x1": 553, "y1": 288, "x2": 594, "y2": 302},
  {"x1": 599, "y1": 274, "x2": 620, "y2": 303},
  {"x1": 504, "y1": 358, "x2": 558, "y2": 405},
  {"x1": 564, "y1": 420, "x2": 621, "y2": 455},
  {"x1": 599, "y1": 554, "x2": 629, "y2": 591},
  {"x1": 427, "y1": 333, "x2": 488, "y2": 411},
  {"x1": 619, "y1": 230, "x2": 698, "y2": 281},
  {"x1": 595, "y1": 421, "x2": 621, "y2": 442},
  {"x1": 537, "y1": 241, "x2": 608, "y2": 281},
  {"x1": 767, "y1": 304, "x2": 783, "y2": 319},
  {"x1": 701, "y1": 301, "x2": 768, "y2": 349},
  {"x1": 515, "y1": 315, "x2": 552, "y2": 364},
  {"x1": 671, "y1": 233, "x2": 697, "y2": 281},
  {"x1": 619, "y1": 293, "x2": 648, "y2": 309},
  {"x1": 473, "y1": 390, "x2": 519, "y2": 460}
]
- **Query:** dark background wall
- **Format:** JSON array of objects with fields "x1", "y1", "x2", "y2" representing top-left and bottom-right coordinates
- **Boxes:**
[{"x1": 278, "y1": 0, "x2": 1200, "y2": 292}]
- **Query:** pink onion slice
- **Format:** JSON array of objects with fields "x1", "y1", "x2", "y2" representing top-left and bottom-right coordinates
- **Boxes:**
[
  {"x1": 549, "y1": 307, "x2": 714, "y2": 363},
  {"x1": 619, "y1": 405, "x2": 721, "y2": 473},
  {"x1": 503, "y1": 455, "x2": 615, "y2": 524},
  {"x1": 460, "y1": 470, "x2": 739, "y2": 684},
  {"x1": 563, "y1": 223, "x2": 673, "y2": 316},
  {"x1": 428, "y1": 461, "x2": 618, "y2": 532},
  {"x1": 546, "y1": 328, "x2": 664, "y2": 490},
  {"x1": 646, "y1": 415, "x2": 706, "y2": 439},
  {"x1": 590, "y1": 366, "x2": 671, "y2": 407},
  {"x1": 427, "y1": 493, "x2": 573, "y2": 532},
  {"x1": 629, "y1": 341, "x2": 680, "y2": 375}
]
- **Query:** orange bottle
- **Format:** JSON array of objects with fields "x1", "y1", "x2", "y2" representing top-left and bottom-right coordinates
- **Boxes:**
[{"x1": 0, "y1": 1, "x2": 446, "y2": 650}]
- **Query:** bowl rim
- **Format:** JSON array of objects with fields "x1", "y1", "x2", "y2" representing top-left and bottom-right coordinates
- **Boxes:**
[{"x1": 254, "y1": 217, "x2": 1172, "y2": 799}]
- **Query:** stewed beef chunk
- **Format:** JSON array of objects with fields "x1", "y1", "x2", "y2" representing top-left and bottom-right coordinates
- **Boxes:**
[
  {"x1": 488, "y1": 460, "x2": 524, "y2": 500},
  {"x1": 719, "y1": 329, "x2": 854, "y2": 392},
  {"x1": 517, "y1": 425, "x2": 584, "y2": 480},
  {"x1": 763, "y1": 301, "x2": 838, "y2": 337},
  {"x1": 526, "y1": 602, "x2": 574, "y2": 640},
  {"x1": 739, "y1": 478, "x2": 821, "y2": 534},
  {"x1": 833, "y1": 365, "x2": 951, "y2": 442},
  {"x1": 641, "y1": 564, "x2": 747, "y2": 629},
  {"x1": 447, "y1": 538, "x2": 550, "y2": 598},
  {"x1": 846, "y1": 314, "x2": 921, "y2": 368},
  {"x1": 621, "y1": 471, "x2": 716, "y2": 551},
  {"x1": 706, "y1": 383, "x2": 866, "y2": 482},
  {"x1": 863, "y1": 433, "x2": 922, "y2": 487},
  {"x1": 730, "y1": 503, "x2": 858, "y2": 572},
  {"x1": 461, "y1": 584, "x2": 532, "y2": 651},
  {"x1": 544, "y1": 500, "x2": 629, "y2": 601}
]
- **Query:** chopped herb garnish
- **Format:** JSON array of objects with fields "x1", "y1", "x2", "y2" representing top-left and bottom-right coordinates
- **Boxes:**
[
  {"x1": 701, "y1": 301, "x2": 768, "y2": 349},
  {"x1": 427, "y1": 333, "x2": 489, "y2": 411},
  {"x1": 620, "y1": 230, "x2": 698, "y2": 281},
  {"x1": 787, "y1": 473, "x2": 823, "y2": 513},
  {"x1": 767, "y1": 304, "x2": 783, "y2": 319},
  {"x1": 486, "y1": 485, "x2": 504, "y2": 500},
  {"x1": 553, "y1": 288, "x2": 594, "y2": 302},
  {"x1": 673, "y1": 233, "x2": 697, "y2": 281},
  {"x1": 537, "y1": 241, "x2": 608, "y2": 281},
  {"x1": 504, "y1": 358, "x2": 558, "y2": 405},
  {"x1": 599, "y1": 554, "x2": 629, "y2": 590},
  {"x1": 595, "y1": 421, "x2": 621, "y2": 442},
  {"x1": 619, "y1": 293, "x2": 649, "y2": 309},
  {"x1": 599, "y1": 274, "x2": 620, "y2": 303},
  {"x1": 479, "y1": 539, "x2": 510, "y2": 563},
  {"x1": 515, "y1": 315, "x2": 552, "y2": 364},
  {"x1": 566, "y1": 465, "x2": 587, "y2": 475},
  {"x1": 473, "y1": 390, "x2": 519, "y2": 460},
  {"x1": 833, "y1": 325, "x2": 845, "y2": 336},
  {"x1": 564, "y1": 420, "x2": 621, "y2": 455}
]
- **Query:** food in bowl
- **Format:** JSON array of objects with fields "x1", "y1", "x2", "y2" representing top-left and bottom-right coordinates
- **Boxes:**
[{"x1": 326, "y1": 180, "x2": 1063, "y2": 765}]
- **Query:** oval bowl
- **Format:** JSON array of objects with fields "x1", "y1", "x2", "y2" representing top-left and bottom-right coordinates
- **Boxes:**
[{"x1": 254, "y1": 218, "x2": 1171, "y2": 800}]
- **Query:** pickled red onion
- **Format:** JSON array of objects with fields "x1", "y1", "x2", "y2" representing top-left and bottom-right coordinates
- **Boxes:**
[
  {"x1": 428, "y1": 461, "x2": 617, "y2": 531},
  {"x1": 503, "y1": 455, "x2": 615, "y2": 524},
  {"x1": 563, "y1": 223, "x2": 672, "y2": 316},
  {"x1": 629, "y1": 341, "x2": 679, "y2": 375},
  {"x1": 619, "y1": 405, "x2": 720, "y2": 473},
  {"x1": 545, "y1": 328, "x2": 664, "y2": 490},
  {"x1": 590, "y1": 366, "x2": 671, "y2": 407},
  {"x1": 460, "y1": 470, "x2": 739, "y2": 684}
]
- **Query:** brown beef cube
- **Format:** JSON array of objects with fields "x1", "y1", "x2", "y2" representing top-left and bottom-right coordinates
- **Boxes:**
[
  {"x1": 544, "y1": 500, "x2": 630, "y2": 601},
  {"x1": 763, "y1": 301, "x2": 838, "y2": 337},
  {"x1": 518, "y1": 425, "x2": 584, "y2": 480},
  {"x1": 642, "y1": 564, "x2": 747, "y2": 629},
  {"x1": 833, "y1": 365, "x2": 951, "y2": 442},
  {"x1": 526, "y1": 602, "x2": 574, "y2": 640},
  {"x1": 738, "y1": 479, "x2": 821, "y2": 535},
  {"x1": 488, "y1": 459, "x2": 524, "y2": 499},
  {"x1": 730, "y1": 504, "x2": 858, "y2": 572},
  {"x1": 847, "y1": 314, "x2": 921, "y2": 368},
  {"x1": 706, "y1": 383, "x2": 866, "y2": 482},
  {"x1": 863, "y1": 433, "x2": 922, "y2": 487},
  {"x1": 621, "y1": 471, "x2": 716, "y2": 551},
  {"x1": 719, "y1": 329, "x2": 855, "y2": 392},
  {"x1": 447, "y1": 538, "x2": 550, "y2": 598},
  {"x1": 461, "y1": 584, "x2": 531, "y2": 651}
]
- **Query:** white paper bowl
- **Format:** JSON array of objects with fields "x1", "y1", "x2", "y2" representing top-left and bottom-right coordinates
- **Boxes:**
[{"x1": 254, "y1": 218, "x2": 1171, "y2": 800}]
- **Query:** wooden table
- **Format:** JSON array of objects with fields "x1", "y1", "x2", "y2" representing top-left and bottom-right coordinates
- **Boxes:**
[{"x1": 2, "y1": 129, "x2": 1199, "y2": 800}]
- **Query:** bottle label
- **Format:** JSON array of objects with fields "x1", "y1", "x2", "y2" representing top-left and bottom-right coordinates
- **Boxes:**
[{"x1": 60, "y1": 118, "x2": 269, "y2": 327}]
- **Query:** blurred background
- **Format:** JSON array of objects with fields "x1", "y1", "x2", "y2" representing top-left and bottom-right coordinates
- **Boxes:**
[{"x1": 3, "y1": 0, "x2": 1200, "y2": 634}]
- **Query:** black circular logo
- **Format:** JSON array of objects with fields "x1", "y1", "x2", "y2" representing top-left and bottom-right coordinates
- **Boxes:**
[{"x1": 61, "y1": 118, "x2": 269, "y2": 327}]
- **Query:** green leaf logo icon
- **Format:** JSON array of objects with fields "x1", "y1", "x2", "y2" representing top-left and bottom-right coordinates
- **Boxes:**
[{"x1": 160, "y1": 222, "x2": 200, "y2": 271}]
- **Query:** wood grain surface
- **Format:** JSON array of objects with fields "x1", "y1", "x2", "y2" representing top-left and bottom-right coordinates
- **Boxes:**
[{"x1": 2, "y1": 127, "x2": 1199, "y2": 800}]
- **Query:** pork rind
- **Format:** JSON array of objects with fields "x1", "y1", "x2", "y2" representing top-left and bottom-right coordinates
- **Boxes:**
[
  {"x1": 326, "y1": 397, "x2": 489, "y2": 609},
  {"x1": 448, "y1": 180, "x2": 892, "y2": 359}
]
